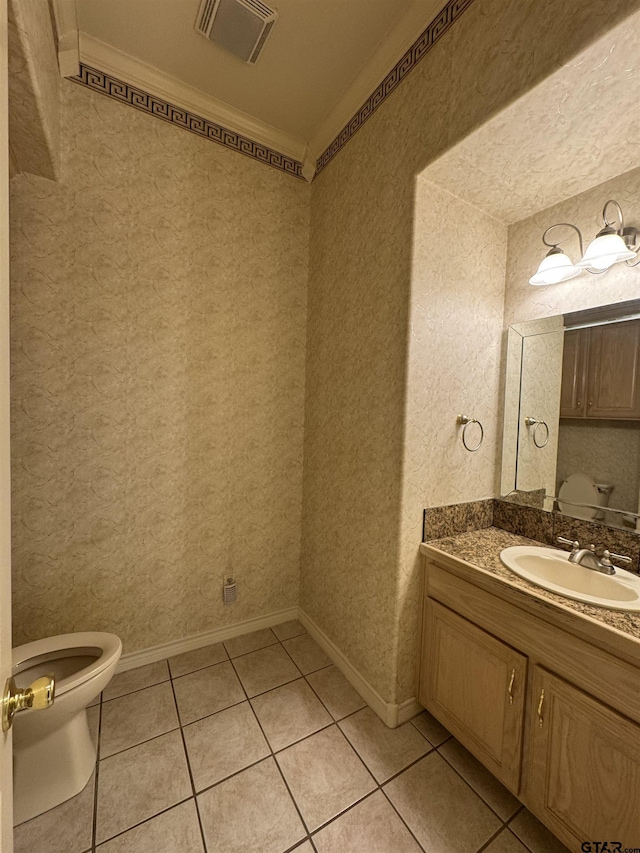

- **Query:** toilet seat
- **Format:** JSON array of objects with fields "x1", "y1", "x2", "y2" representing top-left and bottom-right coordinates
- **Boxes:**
[
  {"x1": 12, "y1": 632, "x2": 121, "y2": 695},
  {"x1": 558, "y1": 473, "x2": 599, "y2": 520}
]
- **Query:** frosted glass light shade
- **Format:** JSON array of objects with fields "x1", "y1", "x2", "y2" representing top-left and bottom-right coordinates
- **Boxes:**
[
  {"x1": 529, "y1": 250, "x2": 582, "y2": 286},
  {"x1": 576, "y1": 231, "x2": 637, "y2": 271}
]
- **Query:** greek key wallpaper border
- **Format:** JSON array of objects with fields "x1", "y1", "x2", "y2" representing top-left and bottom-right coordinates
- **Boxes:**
[
  {"x1": 71, "y1": 64, "x2": 305, "y2": 180},
  {"x1": 315, "y1": 0, "x2": 477, "y2": 176}
]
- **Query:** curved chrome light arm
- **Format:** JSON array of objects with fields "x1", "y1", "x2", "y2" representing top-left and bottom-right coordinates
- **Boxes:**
[
  {"x1": 542, "y1": 222, "x2": 584, "y2": 256},
  {"x1": 602, "y1": 199, "x2": 625, "y2": 230}
]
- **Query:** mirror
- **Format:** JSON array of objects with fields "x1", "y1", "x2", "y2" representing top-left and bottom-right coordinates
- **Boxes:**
[{"x1": 501, "y1": 298, "x2": 640, "y2": 531}]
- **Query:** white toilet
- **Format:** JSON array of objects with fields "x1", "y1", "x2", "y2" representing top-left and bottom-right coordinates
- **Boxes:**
[
  {"x1": 12, "y1": 632, "x2": 121, "y2": 824},
  {"x1": 557, "y1": 472, "x2": 613, "y2": 521}
]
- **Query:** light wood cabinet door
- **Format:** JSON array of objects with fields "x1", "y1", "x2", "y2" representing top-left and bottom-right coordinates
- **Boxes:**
[
  {"x1": 586, "y1": 319, "x2": 640, "y2": 419},
  {"x1": 526, "y1": 667, "x2": 640, "y2": 851},
  {"x1": 560, "y1": 328, "x2": 588, "y2": 418},
  {"x1": 419, "y1": 599, "x2": 527, "y2": 792}
]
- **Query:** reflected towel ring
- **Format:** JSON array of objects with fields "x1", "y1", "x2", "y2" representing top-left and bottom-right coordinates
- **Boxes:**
[
  {"x1": 525, "y1": 417, "x2": 550, "y2": 449},
  {"x1": 456, "y1": 414, "x2": 484, "y2": 452}
]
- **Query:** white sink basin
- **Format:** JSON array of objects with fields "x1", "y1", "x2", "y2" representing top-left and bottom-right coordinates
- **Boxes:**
[{"x1": 499, "y1": 546, "x2": 640, "y2": 611}]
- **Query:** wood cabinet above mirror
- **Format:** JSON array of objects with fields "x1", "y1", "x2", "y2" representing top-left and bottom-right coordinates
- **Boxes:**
[{"x1": 560, "y1": 319, "x2": 640, "y2": 420}]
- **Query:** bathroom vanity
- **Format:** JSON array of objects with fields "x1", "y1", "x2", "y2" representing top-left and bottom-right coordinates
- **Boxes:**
[{"x1": 418, "y1": 528, "x2": 640, "y2": 852}]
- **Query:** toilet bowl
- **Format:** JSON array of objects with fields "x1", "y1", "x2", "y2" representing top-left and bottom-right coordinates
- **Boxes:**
[
  {"x1": 12, "y1": 632, "x2": 121, "y2": 825},
  {"x1": 558, "y1": 472, "x2": 612, "y2": 521}
]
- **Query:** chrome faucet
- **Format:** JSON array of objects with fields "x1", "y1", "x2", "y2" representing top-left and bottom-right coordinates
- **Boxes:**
[{"x1": 557, "y1": 537, "x2": 633, "y2": 576}]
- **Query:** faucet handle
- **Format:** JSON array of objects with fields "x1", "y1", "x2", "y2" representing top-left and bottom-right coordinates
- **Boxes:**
[
  {"x1": 557, "y1": 537, "x2": 580, "y2": 556},
  {"x1": 602, "y1": 549, "x2": 633, "y2": 567}
]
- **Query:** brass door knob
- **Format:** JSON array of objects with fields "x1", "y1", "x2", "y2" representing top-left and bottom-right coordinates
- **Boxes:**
[{"x1": 2, "y1": 675, "x2": 55, "y2": 732}]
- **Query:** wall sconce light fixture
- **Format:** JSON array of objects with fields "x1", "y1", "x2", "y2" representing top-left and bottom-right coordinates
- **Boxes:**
[{"x1": 529, "y1": 199, "x2": 639, "y2": 286}]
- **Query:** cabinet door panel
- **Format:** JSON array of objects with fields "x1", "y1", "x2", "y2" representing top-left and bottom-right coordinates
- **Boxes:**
[
  {"x1": 560, "y1": 328, "x2": 588, "y2": 418},
  {"x1": 419, "y1": 599, "x2": 527, "y2": 792},
  {"x1": 526, "y1": 667, "x2": 640, "y2": 851},
  {"x1": 587, "y1": 319, "x2": 640, "y2": 419}
]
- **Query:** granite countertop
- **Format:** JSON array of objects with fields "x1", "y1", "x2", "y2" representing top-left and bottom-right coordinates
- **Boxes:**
[{"x1": 421, "y1": 526, "x2": 640, "y2": 643}]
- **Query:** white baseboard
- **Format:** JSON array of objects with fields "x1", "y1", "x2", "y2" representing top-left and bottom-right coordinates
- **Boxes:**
[
  {"x1": 297, "y1": 607, "x2": 421, "y2": 729},
  {"x1": 117, "y1": 606, "x2": 298, "y2": 673},
  {"x1": 398, "y1": 697, "x2": 423, "y2": 725}
]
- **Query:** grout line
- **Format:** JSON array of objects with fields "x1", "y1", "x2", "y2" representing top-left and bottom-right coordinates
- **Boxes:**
[
  {"x1": 435, "y1": 745, "x2": 520, "y2": 825},
  {"x1": 98, "y1": 723, "x2": 184, "y2": 762},
  {"x1": 168, "y1": 674, "x2": 209, "y2": 853},
  {"x1": 92, "y1": 797, "x2": 195, "y2": 849},
  {"x1": 224, "y1": 642, "x2": 280, "y2": 661},
  {"x1": 379, "y1": 786, "x2": 427, "y2": 852},
  {"x1": 476, "y1": 824, "x2": 509, "y2": 853},
  {"x1": 90, "y1": 696, "x2": 103, "y2": 852},
  {"x1": 228, "y1": 643, "x2": 316, "y2": 848},
  {"x1": 102, "y1": 676, "x2": 171, "y2": 704},
  {"x1": 167, "y1": 655, "x2": 230, "y2": 680}
]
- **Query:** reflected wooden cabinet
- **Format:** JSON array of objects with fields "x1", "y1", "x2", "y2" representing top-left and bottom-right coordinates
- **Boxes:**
[
  {"x1": 560, "y1": 328, "x2": 588, "y2": 418},
  {"x1": 560, "y1": 319, "x2": 640, "y2": 420},
  {"x1": 419, "y1": 557, "x2": 640, "y2": 852},
  {"x1": 420, "y1": 599, "x2": 526, "y2": 791},
  {"x1": 526, "y1": 668, "x2": 640, "y2": 849}
]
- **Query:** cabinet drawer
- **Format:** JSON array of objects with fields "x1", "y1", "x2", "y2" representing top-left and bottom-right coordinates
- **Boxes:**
[{"x1": 419, "y1": 599, "x2": 527, "y2": 792}]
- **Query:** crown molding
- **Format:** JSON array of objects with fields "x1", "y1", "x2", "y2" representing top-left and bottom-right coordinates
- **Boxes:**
[
  {"x1": 313, "y1": 0, "x2": 476, "y2": 175},
  {"x1": 307, "y1": 0, "x2": 445, "y2": 164},
  {"x1": 51, "y1": 0, "x2": 80, "y2": 77},
  {"x1": 79, "y1": 33, "x2": 312, "y2": 173}
]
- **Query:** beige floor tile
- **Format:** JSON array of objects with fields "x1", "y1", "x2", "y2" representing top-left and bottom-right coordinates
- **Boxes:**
[
  {"x1": 282, "y1": 634, "x2": 331, "y2": 674},
  {"x1": 485, "y1": 828, "x2": 531, "y2": 853},
  {"x1": 223, "y1": 628, "x2": 278, "y2": 659},
  {"x1": 14, "y1": 771, "x2": 95, "y2": 853},
  {"x1": 339, "y1": 707, "x2": 430, "y2": 783},
  {"x1": 439, "y1": 738, "x2": 520, "y2": 820},
  {"x1": 173, "y1": 660, "x2": 245, "y2": 724},
  {"x1": 184, "y1": 701, "x2": 270, "y2": 791},
  {"x1": 197, "y1": 758, "x2": 305, "y2": 853},
  {"x1": 272, "y1": 619, "x2": 307, "y2": 641},
  {"x1": 510, "y1": 809, "x2": 571, "y2": 853},
  {"x1": 292, "y1": 843, "x2": 314, "y2": 852},
  {"x1": 251, "y1": 679, "x2": 332, "y2": 751},
  {"x1": 410, "y1": 709, "x2": 450, "y2": 746},
  {"x1": 87, "y1": 704, "x2": 100, "y2": 747},
  {"x1": 88, "y1": 693, "x2": 101, "y2": 707},
  {"x1": 100, "y1": 681, "x2": 179, "y2": 757},
  {"x1": 103, "y1": 660, "x2": 170, "y2": 702},
  {"x1": 306, "y1": 665, "x2": 366, "y2": 720},
  {"x1": 233, "y1": 644, "x2": 301, "y2": 697},
  {"x1": 95, "y1": 730, "x2": 192, "y2": 844},
  {"x1": 277, "y1": 725, "x2": 376, "y2": 831},
  {"x1": 97, "y1": 800, "x2": 204, "y2": 853},
  {"x1": 313, "y1": 790, "x2": 421, "y2": 853},
  {"x1": 384, "y1": 751, "x2": 501, "y2": 853},
  {"x1": 168, "y1": 642, "x2": 228, "y2": 678}
]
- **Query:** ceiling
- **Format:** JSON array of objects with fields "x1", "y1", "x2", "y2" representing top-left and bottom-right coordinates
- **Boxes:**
[
  {"x1": 77, "y1": 0, "x2": 443, "y2": 150},
  {"x1": 421, "y1": 8, "x2": 640, "y2": 224}
]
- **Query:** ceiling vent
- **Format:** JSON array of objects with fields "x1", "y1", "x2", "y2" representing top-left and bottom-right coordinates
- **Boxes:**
[{"x1": 195, "y1": 0, "x2": 278, "y2": 64}]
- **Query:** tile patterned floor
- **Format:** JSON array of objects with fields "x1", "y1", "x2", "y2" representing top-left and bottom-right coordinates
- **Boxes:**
[{"x1": 13, "y1": 620, "x2": 570, "y2": 853}]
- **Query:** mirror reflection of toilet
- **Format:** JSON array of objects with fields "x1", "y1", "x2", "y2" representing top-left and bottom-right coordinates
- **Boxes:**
[{"x1": 557, "y1": 472, "x2": 613, "y2": 521}]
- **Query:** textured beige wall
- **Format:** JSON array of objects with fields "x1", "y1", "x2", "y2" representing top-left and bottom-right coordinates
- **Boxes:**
[
  {"x1": 8, "y1": 0, "x2": 60, "y2": 179},
  {"x1": 10, "y1": 80, "x2": 310, "y2": 652},
  {"x1": 396, "y1": 178, "x2": 507, "y2": 699},
  {"x1": 301, "y1": 0, "x2": 638, "y2": 705}
]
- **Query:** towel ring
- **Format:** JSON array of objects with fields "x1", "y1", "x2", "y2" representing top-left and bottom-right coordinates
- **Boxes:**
[
  {"x1": 456, "y1": 415, "x2": 484, "y2": 452},
  {"x1": 525, "y1": 417, "x2": 549, "y2": 449}
]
